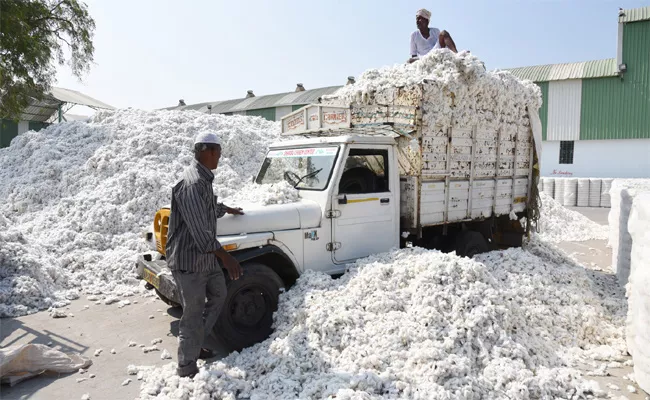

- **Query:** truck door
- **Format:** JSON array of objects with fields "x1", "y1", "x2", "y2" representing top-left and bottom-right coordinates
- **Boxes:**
[{"x1": 330, "y1": 146, "x2": 399, "y2": 264}]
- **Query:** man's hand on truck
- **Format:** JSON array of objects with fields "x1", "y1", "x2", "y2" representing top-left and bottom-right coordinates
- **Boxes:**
[{"x1": 214, "y1": 248, "x2": 243, "y2": 280}]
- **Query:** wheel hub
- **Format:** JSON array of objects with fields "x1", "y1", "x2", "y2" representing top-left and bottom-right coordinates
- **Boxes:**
[{"x1": 231, "y1": 288, "x2": 267, "y2": 328}]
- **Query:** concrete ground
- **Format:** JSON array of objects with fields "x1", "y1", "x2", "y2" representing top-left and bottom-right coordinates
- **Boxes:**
[{"x1": 1, "y1": 207, "x2": 647, "y2": 400}]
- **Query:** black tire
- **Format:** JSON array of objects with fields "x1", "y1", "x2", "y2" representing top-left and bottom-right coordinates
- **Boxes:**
[
  {"x1": 155, "y1": 289, "x2": 181, "y2": 308},
  {"x1": 339, "y1": 167, "x2": 376, "y2": 194},
  {"x1": 455, "y1": 231, "x2": 489, "y2": 258},
  {"x1": 215, "y1": 262, "x2": 284, "y2": 351}
]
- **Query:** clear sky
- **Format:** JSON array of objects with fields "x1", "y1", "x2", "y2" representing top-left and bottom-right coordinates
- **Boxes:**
[{"x1": 55, "y1": 0, "x2": 650, "y2": 111}]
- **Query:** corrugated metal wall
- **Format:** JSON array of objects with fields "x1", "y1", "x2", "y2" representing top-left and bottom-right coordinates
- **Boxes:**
[
  {"x1": 547, "y1": 80, "x2": 582, "y2": 140},
  {"x1": 0, "y1": 119, "x2": 18, "y2": 148},
  {"x1": 580, "y1": 20, "x2": 650, "y2": 140}
]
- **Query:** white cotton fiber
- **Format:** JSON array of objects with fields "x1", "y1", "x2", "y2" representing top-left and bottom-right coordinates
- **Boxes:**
[
  {"x1": 626, "y1": 192, "x2": 650, "y2": 394},
  {"x1": 536, "y1": 193, "x2": 608, "y2": 243},
  {"x1": 0, "y1": 109, "x2": 281, "y2": 317},
  {"x1": 134, "y1": 243, "x2": 626, "y2": 399},
  {"x1": 608, "y1": 179, "x2": 650, "y2": 286}
]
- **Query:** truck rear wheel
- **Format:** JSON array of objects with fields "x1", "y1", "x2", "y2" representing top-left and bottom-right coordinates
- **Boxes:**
[
  {"x1": 455, "y1": 231, "x2": 489, "y2": 258},
  {"x1": 215, "y1": 262, "x2": 284, "y2": 351}
]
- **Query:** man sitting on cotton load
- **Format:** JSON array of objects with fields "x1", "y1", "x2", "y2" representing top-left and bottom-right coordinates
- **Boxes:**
[{"x1": 408, "y1": 8, "x2": 457, "y2": 64}]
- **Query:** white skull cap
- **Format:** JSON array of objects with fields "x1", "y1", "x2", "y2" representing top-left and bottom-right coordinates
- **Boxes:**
[
  {"x1": 194, "y1": 132, "x2": 222, "y2": 145},
  {"x1": 416, "y1": 8, "x2": 431, "y2": 20}
]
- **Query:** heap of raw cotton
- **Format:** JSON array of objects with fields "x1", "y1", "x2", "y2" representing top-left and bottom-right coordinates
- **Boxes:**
[
  {"x1": 134, "y1": 241, "x2": 625, "y2": 399},
  {"x1": 535, "y1": 193, "x2": 609, "y2": 243},
  {"x1": 323, "y1": 49, "x2": 542, "y2": 130},
  {"x1": 626, "y1": 192, "x2": 650, "y2": 393},
  {"x1": 0, "y1": 212, "x2": 77, "y2": 317},
  {"x1": 607, "y1": 179, "x2": 650, "y2": 285},
  {"x1": 0, "y1": 109, "x2": 281, "y2": 316},
  {"x1": 222, "y1": 181, "x2": 300, "y2": 206}
]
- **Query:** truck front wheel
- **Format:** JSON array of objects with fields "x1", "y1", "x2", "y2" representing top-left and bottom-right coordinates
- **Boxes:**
[{"x1": 215, "y1": 262, "x2": 284, "y2": 351}]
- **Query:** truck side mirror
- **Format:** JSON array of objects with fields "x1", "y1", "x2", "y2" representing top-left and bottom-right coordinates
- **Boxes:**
[{"x1": 338, "y1": 195, "x2": 347, "y2": 205}]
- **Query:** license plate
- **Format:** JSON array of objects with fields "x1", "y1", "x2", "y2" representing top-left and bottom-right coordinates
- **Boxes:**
[{"x1": 143, "y1": 268, "x2": 160, "y2": 288}]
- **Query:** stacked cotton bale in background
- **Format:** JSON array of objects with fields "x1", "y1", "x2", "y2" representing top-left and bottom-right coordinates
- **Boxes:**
[
  {"x1": 554, "y1": 178, "x2": 561, "y2": 204},
  {"x1": 577, "y1": 179, "x2": 590, "y2": 207},
  {"x1": 563, "y1": 178, "x2": 578, "y2": 207},
  {"x1": 589, "y1": 179, "x2": 602, "y2": 207},
  {"x1": 543, "y1": 178, "x2": 555, "y2": 199},
  {"x1": 601, "y1": 179, "x2": 614, "y2": 207}
]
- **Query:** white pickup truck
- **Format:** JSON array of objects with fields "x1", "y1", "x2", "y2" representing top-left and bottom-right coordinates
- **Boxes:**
[{"x1": 137, "y1": 100, "x2": 541, "y2": 351}]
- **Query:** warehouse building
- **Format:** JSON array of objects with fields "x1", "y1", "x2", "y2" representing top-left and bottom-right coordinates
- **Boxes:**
[
  {"x1": 0, "y1": 87, "x2": 113, "y2": 148},
  {"x1": 165, "y1": 83, "x2": 347, "y2": 122},
  {"x1": 168, "y1": 6, "x2": 649, "y2": 179},
  {"x1": 507, "y1": 6, "x2": 650, "y2": 178}
]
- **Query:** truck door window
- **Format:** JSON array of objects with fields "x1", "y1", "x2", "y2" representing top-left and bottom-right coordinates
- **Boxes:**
[{"x1": 339, "y1": 149, "x2": 389, "y2": 194}]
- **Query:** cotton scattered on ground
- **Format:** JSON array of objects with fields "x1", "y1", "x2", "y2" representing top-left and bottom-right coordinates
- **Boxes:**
[
  {"x1": 143, "y1": 346, "x2": 159, "y2": 354},
  {"x1": 0, "y1": 109, "x2": 280, "y2": 317},
  {"x1": 134, "y1": 240, "x2": 626, "y2": 399},
  {"x1": 536, "y1": 193, "x2": 609, "y2": 243}
]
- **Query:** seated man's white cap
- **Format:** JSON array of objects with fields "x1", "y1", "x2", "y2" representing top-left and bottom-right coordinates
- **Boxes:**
[
  {"x1": 416, "y1": 8, "x2": 431, "y2": 20},
  {"x1": 194, "y1": 132, "x2": 222, "y2": 146}
]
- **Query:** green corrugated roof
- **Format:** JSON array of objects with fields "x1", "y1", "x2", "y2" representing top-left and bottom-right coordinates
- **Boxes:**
[
  {"x1": 505, "y1": 59, "x2": 618, "y2": 82},
  {"x1": 619, "y1": 6, "x2": 650, "y2": 23}
]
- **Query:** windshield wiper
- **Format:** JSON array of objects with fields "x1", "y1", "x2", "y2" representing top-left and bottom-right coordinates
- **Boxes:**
[{"x1": 294, "y1": 168, "x2": 323, "y2": 188}]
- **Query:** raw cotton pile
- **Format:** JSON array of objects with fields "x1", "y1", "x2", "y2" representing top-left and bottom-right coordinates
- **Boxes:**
[
  {"x1": 626, "y1": 192, "x2": 650, "y2": 393},
  {"x1": 222, "y1": 181, "x2": 300, "y2": 206},
  {"x1": 0, "y1": 109, "x2": 281, "y2": 316},
  {"x1": 323, "y1": 49, "x2": 541, "y2": 132},
  {"x1": 0, "y1": 213, "x2": 76, "y2": 317},
  {"x1": 536, "y1": 193, "x2": 609, "y2": 243},
  {"x1": 134, "y1": 242, "x2": 626, "y2": 399},
  {"x1": 607, "y1": 179, "x2": 650, "y2": 285}
]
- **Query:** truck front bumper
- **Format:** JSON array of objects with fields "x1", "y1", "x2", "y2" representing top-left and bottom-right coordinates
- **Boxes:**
[{"x1": 135, "y1": 253, "x2": 181, "y2": 304}]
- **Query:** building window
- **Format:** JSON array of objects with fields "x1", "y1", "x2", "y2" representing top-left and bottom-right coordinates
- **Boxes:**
[{"x1": 559, "y1": 141, "x2": 574, "y2": 164}]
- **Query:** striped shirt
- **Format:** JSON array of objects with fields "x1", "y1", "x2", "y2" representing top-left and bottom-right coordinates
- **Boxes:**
[{"x1": 165, "y1": 159, "x2": 227, "y2": 272}]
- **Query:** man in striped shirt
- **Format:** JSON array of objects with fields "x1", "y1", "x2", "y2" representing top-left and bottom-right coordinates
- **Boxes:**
[{"x1": 165, "y1": 132, "x2": 244, "y2": 378}]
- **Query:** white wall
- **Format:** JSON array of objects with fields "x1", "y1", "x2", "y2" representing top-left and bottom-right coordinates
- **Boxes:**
[
  {"x1": 541, "y1": 139, "x2": 650, "y2": 178},
  {"x1": 18, "y1": 121, "x2": 29, "y2": 134},
  {"x1": 275, "y1": 106, "x2": 293, "y2": 120}
]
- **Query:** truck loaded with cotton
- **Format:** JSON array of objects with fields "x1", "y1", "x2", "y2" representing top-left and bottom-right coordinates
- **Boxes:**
[{"x1": 136, "y1": 50, "x2": 545, "y2": 351}]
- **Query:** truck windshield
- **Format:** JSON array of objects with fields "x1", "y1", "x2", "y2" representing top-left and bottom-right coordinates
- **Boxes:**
[{"x1": 255, "y1": 147, "x2": 339, "y2": 190}]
